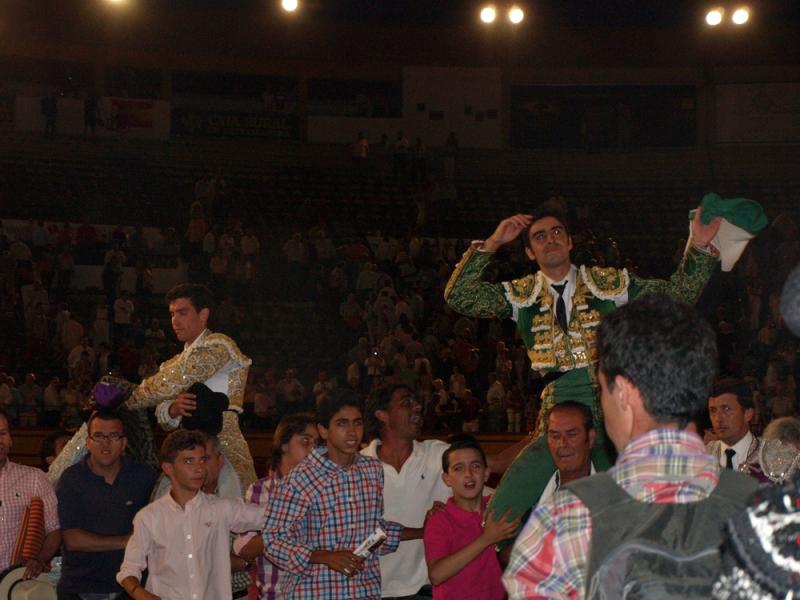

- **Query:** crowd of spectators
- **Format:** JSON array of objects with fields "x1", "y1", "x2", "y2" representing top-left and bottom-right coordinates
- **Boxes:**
[{"x1": 1, "y1": 192, "x2": 798, "y2": 438}]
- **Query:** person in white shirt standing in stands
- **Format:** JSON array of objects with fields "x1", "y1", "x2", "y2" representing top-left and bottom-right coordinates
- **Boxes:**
[{"x1": 117, "y1": 429, "x2": 265, "y2": 600}]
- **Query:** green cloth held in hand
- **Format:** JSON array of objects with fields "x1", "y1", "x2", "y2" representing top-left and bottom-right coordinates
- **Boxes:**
[{"x1": 690, "y1": 193, "x2": 767, "y2": 233}]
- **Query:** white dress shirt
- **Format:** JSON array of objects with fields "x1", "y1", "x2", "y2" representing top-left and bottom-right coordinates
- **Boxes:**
[
  {"x1": 117, "y1": 491, "x2": 265, "y2": 600},
  {"x1": 538, "y1": 462, "x2": 597, "y2": 506},
  {"x1": 716, "y1": 431, "x2": 756, "y2": 470}
]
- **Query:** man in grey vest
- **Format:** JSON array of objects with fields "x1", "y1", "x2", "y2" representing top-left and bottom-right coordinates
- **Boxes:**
[{"x1": 504, "y1": 294, "x2": 757, "y2": 599}]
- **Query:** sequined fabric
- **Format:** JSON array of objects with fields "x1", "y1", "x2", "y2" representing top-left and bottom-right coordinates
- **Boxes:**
[{"x1": 49, "y1": 331, "x2": 257, "y2": 493}]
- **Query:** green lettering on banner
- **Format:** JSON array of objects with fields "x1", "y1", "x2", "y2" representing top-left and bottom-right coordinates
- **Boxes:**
[{"x1": 171, "y1": 108, "x2": 298, "y2": 139}]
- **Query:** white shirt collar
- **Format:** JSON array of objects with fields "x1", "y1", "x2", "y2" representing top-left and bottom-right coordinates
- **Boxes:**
[
  {"x1": 722, "y1": 430, "x2": 754, "y2": 461},
  {"x1": 542, "y1": 264, "x2": 578, "y2": 290},
  {"x1": 183, "y1": 328, "x2": 210, "y2": 352}
]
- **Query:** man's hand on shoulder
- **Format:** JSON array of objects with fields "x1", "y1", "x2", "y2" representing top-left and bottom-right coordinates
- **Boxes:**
[{"x1": 483, "y1": 214, "x2": 533, "y2": 252}]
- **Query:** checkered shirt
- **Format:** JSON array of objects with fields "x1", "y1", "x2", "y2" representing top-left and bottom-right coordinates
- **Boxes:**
[
  {"x1": 503, "y1": 429, "x2": 720, "y2": 600},
  {"x1": 0, "y1": 461, "x2": 60, "y2": 571},
  {"x1": 262, "y1": 447, "x2": 402, "y2": 600},
  {"x1": 239, "y1": 472, "x2": 283, "y2": 600}
]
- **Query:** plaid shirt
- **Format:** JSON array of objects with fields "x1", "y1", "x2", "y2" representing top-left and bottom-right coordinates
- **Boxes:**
[
  {"x1": 237, "y1": 472, "x2": 283, "y2": 600},
  {"x1": 503, "y1": 429, "x2": 720, "y2": 600},
  {"x1": 0, "y1": 461, "x2": 60, "y2": 571},
  {"x1": 262, "y1": 447, "x2": 402, "y2": 600}
]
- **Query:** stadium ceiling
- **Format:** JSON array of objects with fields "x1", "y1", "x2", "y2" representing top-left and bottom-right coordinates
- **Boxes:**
[{"x1": 168, "y1": 0, "x2": 799, "y2": 28}]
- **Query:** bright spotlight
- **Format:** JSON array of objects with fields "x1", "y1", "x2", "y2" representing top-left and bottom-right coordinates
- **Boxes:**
[
  {"x1": 281, "y1": 0, "x2": 298, "y2": 12},
  {"x1": 508, "y1": 6, "x2": 524, "y2": 24},
  {"x1": 732, "y1": 7, "x2": 750, "y2": 24},
  {"x1": 705, "y1": 8, "x2": 724, "y2": 26},
  {"x1": 480, "y1": 5, "x2": 497, "y2": 24}
]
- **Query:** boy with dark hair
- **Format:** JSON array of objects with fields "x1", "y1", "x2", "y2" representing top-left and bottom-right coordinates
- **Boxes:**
[
  {"x1": 117, "y1": 429, "x2": 265, "y2": 600},
  {"x1": 263, "y1": 390, "x2": 417, "y2": 599},
  {"x1": 424, "y1": 435, "x2": 520, "y2": 600}
]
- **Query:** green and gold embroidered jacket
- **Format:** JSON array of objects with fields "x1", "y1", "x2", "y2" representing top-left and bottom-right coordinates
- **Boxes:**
[{"x1": 444, "y1": 243, "x2": 718, "y2": 373}]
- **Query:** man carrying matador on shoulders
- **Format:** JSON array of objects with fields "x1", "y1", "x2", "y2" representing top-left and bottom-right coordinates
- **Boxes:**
[
  {"x1": 49, "y1": 283, "x2": 257, "y2": 494},
  {"x1": 444, "y1": 194, "x2": 766, "y2": 545}
]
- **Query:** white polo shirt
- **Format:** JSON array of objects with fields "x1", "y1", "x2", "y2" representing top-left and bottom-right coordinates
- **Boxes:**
[{"x1": 361, "y1": 438, "x2": 451, "y2": 597}]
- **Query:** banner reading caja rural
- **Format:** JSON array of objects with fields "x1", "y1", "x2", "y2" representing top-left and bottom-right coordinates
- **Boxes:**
[{"x1": 171, "y1": 108, "x2": 299, "y2": 139}]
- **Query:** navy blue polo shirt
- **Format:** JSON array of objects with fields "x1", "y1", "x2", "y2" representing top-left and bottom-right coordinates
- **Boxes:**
[{"x1": 56, "y1": 456, "x2": 156, "y2": 594}]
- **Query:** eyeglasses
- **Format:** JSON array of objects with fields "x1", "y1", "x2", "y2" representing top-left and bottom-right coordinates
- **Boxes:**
[
  {"x1": 531, "y1": 226, "x2": 567, "y2": 244},
  {"x1": 89, "y1": 432, "x2": 125, "y2": 443}
]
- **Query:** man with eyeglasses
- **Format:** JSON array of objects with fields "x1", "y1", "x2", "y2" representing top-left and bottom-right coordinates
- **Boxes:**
[
  {"x1": 56, "y1": 410, "x2": 156, "y2": 599},
  {"x1": 444, "y1": 198, "x2": 726, "y2": 544}
]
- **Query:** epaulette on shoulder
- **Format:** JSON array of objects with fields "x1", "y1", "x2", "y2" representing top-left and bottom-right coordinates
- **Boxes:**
[
  {"x1": 198, "y1": 332, "x2": 252, "y2": 367},
  {"x1": 503, "y1": 273, "x2": 540, "y2": 308},
  {"x1": 580, "y1": 265, "x2": 630, "y2": 300}
]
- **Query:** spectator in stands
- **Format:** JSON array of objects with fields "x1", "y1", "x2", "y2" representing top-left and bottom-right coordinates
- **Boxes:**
[
  {"x1": 68, "y1": 336, "x2": 96, "y2": 380},
  {"x1": 21, "y1": 279, "x2": 48, "y2": 334},
  {"x1": 413, "y1": 137, "x2": 427, "y2": 183},
  {"x1": 283, "y1": 233, "x2": 307, "y2": 296},
  {"x1": 104, "y1": 241, "x2": 127, "y2": 268},
  {"x1": 234, "y1": 413, "x2": 319, "y2": 600},
  {"x1": 17, "y1": 372, "x2": 42, "y2": 427},
  {"x1": 312, "y1": 370, "x2": 335, "y2": 409},
  {"x1": 117, "y1": 429, "x2": 265, "y2": 600},
  {"x1": 443, "y1": 132, "x2": 459, "y2": 180},
  {"x1": 353, "y1": 131, "x2": 369, "y2": 178},
  {"x1": 425, "y1": 436, "x2": 519, "y2": 600},
  {"x1": 392, "y1": 131, "x2": 410, "y2": 182},
  {"x1": 0, "y1": 407, "x2": 61, "y2": 577},
  {"x1": 240, "y1": 227, "x2": 260, "y2": 262},
  {"x1": 57, "y1": 410, "x2": 156, "y2": 598},
  {"x1": 503, "y1": 294, "x2": 757, "y2": 599},
  {"x1": 113, "y1": 291, "x2": 135, "y2": 345},
  {"x1": 276, "y1": 368, "x2": 305, "y2": 414},
  {"x1": 263, "y1": 390, "x2": 415, "y2": 599},
  {"x1": 62, "y1": 312, "x2": 85, "y2": 355},
  {"x1": 40, "y1": 429, "x2": 71, "y2": 469},
  {"x1": 127, "y1": 225, "x2": 148, "y2": 262},
  {"x1": 41, "y1": 376, "x2": 62, "y2": 427}
]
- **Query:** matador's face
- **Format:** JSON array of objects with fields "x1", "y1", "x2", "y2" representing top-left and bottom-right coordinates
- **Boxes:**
[
  {"x1": 524, "y1": 216, "x2": 573, "y2": 272},
  {"x1": 169, "y1": 297, "x2": 209, "y2": 345}
]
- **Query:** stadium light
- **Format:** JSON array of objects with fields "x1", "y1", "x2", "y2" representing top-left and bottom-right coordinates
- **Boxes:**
[
  {"x1": 508, "y1": 6, "x2": 524, "y2": 24},
  {"x1": 281, "y1": 0, "x2": 298, "y2": 12},
  {"x1": 705, "y1": 8, "x2": 724, "y2": 26},
  {"x1": 480, "y1": 5, "x2": 497, "y2": 24},
  {"x1": 731, "y1": 7, "x2": 750, "y2": 25}
]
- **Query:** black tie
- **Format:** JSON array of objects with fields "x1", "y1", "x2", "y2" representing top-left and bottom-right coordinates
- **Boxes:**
[
  {"x1": 724, "y1": 448, "x2": 736, "y2": 470},
  {"x1": 552, "y1": 283, "x2": 568, "y2": 332}
]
